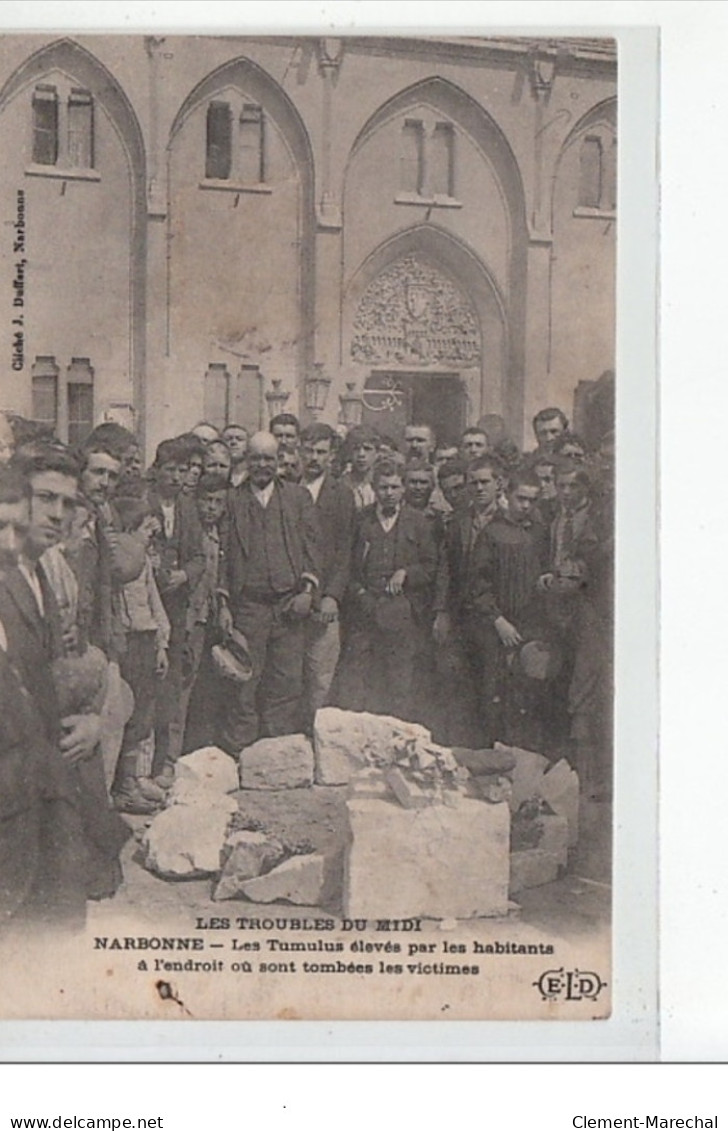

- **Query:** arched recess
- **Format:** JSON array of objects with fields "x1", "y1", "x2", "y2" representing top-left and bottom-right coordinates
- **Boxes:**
[
  {"x1": 348, "y1": 76, "x2": 527, "y2": 234},
  {"x1": 0, "y1": 38, "x2": 147, "y2": 440},
  {"x1": 343, "y1": 76, "x2": 528, "y2": 436},
  {"x1": 551, "y1": 96, "x2": 617, "y2": 220},
  {"x1": 167, "y1": 58, "x2": 316, "y2": 389},
  {"x1": 548, "y1": 97, "x2": 617, "y2": 406},
  {"x1": 343, "y1": 224, "x2": 512, "y2": 436}
]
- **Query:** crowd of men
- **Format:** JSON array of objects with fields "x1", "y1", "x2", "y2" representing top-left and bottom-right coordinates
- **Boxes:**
[{"x1": 0, "y1": 403, "x2": 613, "y2": 929}]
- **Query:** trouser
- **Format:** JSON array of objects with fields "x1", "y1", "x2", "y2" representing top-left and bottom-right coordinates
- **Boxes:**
[
  {"x1": 219, "y1": 594, "x2": 306, "y2": 755},
  {"x1": 3, "y1": 799, "x2": 88, "y2": 931},
  {"x1": 336, "y1": 617, "x2": 420, "y2": 722},
  {"x1": 303, "y1": 615, "x2": 341, "y2": 723},
  {"x1": 153, "y1": 620, "x2": 187, "y2": 774},
  {"x1": 459, "y1": 614, "x2": 504, "y2": 747},
  {"x1": 116, "y1": 632, "x2": 158, "y2": 787},
  {"x1": 183, "y1": 620, "x2": 224, "y2": 754}
]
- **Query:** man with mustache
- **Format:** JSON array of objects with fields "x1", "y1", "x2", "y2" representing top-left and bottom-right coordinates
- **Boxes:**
[
  {"x1": 299, "y1": 423, "x2": 355, "y2": 720},
  {"x1": 217, "y1": 431, "x2": 321, "y2": 753}
]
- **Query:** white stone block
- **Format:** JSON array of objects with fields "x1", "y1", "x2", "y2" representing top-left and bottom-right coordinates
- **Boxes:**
[
  {"x1": 313, "y1": 707, "x2": 431, "y2": 785},
  {"x1": 344, "y1": 796, "x2": 510, "y2": 920},
  {"x1": 539, "y1": 759, "x2": 580, "y2": 847},
  {"x1": 239, "y1": 734, "x2": 314, "y2": 790},
  {"x1": 239, "y1": 853, "x2": 325, "y2": 905},
  {"x1": 142, "y1": 795, "x2": 237, "y2": 879},
  {"x1": 169, "y1": 746, "x2": 238, "y2": 804}
]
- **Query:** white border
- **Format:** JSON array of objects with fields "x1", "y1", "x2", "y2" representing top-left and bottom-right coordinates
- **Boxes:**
[{"x1": 0, "y1": 2, "x2": 660, "y2": 1062}]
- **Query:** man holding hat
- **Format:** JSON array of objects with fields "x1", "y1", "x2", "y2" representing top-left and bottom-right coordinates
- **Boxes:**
[{"x1": 217, "y1": 431, "x2": 321, "y2": 754}]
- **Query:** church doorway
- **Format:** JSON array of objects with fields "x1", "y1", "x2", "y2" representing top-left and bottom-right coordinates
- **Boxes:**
[{"x1": 361, "y1": 370, "x2": 467, "y2": 447}]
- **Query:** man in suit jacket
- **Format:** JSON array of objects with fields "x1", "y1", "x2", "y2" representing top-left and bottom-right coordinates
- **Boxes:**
[
  {"x1": 147, "y1": 437, "x2": 207, "y2": 780},
  {"x1": 433, "y1": 455, "x2": 522, "y2": 746},
  {"x1": 217, "y1": 431, "x2": 321, "y2": 754},
  {"x1": 0, "y1": 451, "x2": 128, "y2": 929},
  {"x1": 337, "y1": 457, "x2": 438, "y2": 722},
  {"x1": 299, "y1": 424, "x2": 356, "y2": 720}
]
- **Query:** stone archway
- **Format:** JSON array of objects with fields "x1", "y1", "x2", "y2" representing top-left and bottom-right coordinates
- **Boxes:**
[
  {"x1": 346, "y1": 232, "x2": 510, "y2": 437},
  {"x1": 351, "y1": 254, "x2": 481, "y2": 444}
]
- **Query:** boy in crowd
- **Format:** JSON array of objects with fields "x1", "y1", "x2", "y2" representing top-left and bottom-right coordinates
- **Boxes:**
[
  {"x1": 112, "y1": 498, "x2": 169, "y2": 814},
  {"x1": 183, "y1": 473, "x2": 229, "y2": 753},
  {"x1": 339, "y1": 424, "x2": 379, "y2": 510},
  {"x1": 434, "y1": 455, "x2": 518, "y2": 745},
  {"x1": 460, "y1": 425, "x2": 489, "y2": 464},
  {"x1": 147, "y1": 438, "x2": 206, "y2": 783},
  {"x1": 222, "y1": 424, "x2": 249, "y2": 488},
  {"x1": 177, "y1": 433, "x2": 207, "y2": 495},
  {"x1": 204, "y1": 439, "x2": 233, "y2": 483},
  {"x1": 403, "y1": 459, "x2": 436, "y2": 515},
  {"x1": 483, "y1": 469, "x2": 551, "y2": 748}
]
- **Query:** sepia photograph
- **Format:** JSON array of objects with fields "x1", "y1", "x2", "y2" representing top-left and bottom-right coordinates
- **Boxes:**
[{"x1": 0, "y1": 27, "x2": 620, "y2": 1024}]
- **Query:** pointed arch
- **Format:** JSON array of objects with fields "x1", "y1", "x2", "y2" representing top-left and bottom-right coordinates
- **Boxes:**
[
  {"x1": 167, "y1": 56, "x2": 316, "y2": 383},
  {"x1": 0, "y1": 38, "x2": 147, "y2": 441},
  {"x1": 551, "y1": 96, "x2": 617, "y2": 220},
  {"x1": 343, "y1": 224, "x2": 517, "y2": 432},
  {"x1": 347, "y1": 75, "x2": 527, "y2": 234}
]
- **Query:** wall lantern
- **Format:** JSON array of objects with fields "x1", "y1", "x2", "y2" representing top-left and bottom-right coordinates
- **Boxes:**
[
  {"x1": 338, "y1": 381, "x2": 363, "y2": 428},
  {"x1": 304, "y1": 363, "x2": 332, "y2": 419},
  {"x1": 265, "y1": 377, "x2": 291, "y2": 420}
]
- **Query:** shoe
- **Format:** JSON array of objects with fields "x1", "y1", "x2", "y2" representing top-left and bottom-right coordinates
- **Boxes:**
[
  {"x1": 153, "y1": 762, "x2": 176, "y2": 790},
  {"x1": 113, "y1": 783, "x2": 160, "y2": 816},
  {"x1": 136, "y1": 776, "x2": 167, "y2": 803}
]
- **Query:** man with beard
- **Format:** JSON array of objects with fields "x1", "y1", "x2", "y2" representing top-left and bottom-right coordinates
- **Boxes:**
[
  {"x1": 217, "y1": 431, "x2": 321, "y2": 753},
  {"x1": 299, "y1": 423, "x2": 355, "y2": 719},
  {"x1": 0, "y1": 450, "x2": 129, "y2": 927}
]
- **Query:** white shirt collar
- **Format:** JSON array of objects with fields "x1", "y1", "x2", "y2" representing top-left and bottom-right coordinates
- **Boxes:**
[
  {"x1": 376, "y1": 503, "x2": 401, "y2": 533},
  {"x1": 304, "y1": 473, "x2": 326, "y2": 502},
  {"x1": 251, "y1": 480, "x2": 276, "y2": 508},
  {"x1": 19, "y1": 558, "x2": 44, "y2": 616}
]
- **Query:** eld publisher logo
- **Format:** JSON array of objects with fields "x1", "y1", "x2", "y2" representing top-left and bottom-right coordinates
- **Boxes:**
[{"x1": 533, "y1": 967, "x2": 607, "y2": 1002}]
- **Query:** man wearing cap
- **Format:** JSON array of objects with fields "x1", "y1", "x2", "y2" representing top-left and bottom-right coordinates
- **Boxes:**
[{"x1": 217, "y1": 431, "x2": 321, "y2": 753}]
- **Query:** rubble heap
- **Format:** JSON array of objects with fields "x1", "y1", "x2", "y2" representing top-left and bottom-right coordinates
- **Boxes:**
[{"x1": 138, "y1": 714, "x2": 579, "y2": 917}]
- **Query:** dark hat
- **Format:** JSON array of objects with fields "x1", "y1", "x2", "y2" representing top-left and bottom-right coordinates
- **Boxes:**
[
  {"x1": 518, "y1": 638, "x2": 563, "y2": 681},
  {"x1": 211, "y1": 628, "x2": 254, "y2": 685},
  {"x1": 374, "y1": 593, "x2": 412, "y2": 634}
]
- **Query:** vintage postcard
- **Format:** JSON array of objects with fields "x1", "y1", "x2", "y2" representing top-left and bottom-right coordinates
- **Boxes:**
[{"x1": 0, "y1": 27, "x2": 631, "y2": 1030}]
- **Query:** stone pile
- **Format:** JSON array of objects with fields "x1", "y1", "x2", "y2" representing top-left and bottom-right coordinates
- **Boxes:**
[
  {"x1": 141, "y1": 746, "x2": 238, "y2": 879},
  {"x1": 138, "y1": 715, "x2": 579, "y2": 915}
]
